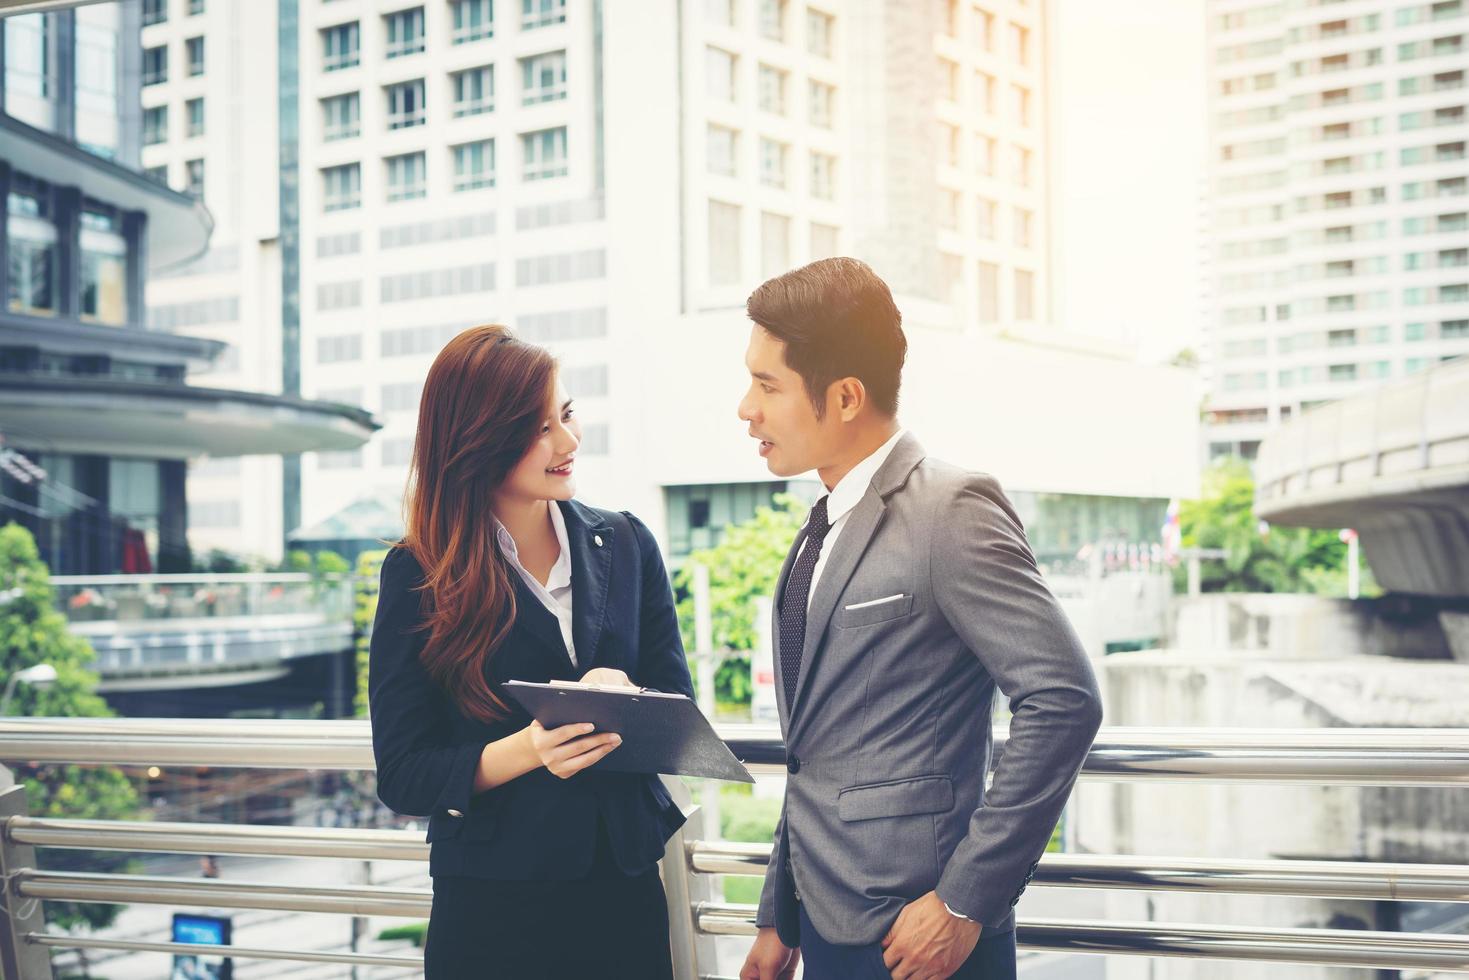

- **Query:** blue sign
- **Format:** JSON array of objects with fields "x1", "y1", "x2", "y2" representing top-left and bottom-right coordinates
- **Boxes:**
[{"x1": 171, "y1": 912, "x2": 232, "y2": 980}]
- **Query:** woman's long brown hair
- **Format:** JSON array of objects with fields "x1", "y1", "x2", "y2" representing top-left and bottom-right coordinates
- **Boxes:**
[{"x1": 397, "y1": 324, "x2": 557, "y2": 724}]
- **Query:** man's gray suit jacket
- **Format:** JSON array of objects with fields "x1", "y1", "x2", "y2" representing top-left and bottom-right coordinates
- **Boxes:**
[{"x1": 755, "y1": 432, "x2": 1104, "y2": 946}]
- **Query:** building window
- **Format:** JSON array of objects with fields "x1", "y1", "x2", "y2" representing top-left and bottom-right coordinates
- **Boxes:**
[
  {"x1": 143, "y1": 105, "x2": 168, "y2": 145},
  {"x1": 452, "y1": 0, "x2": 493, "y2": 42},
  {"x1": 6, "y1": 188, "x2": 58, "y2": 316},
  {"x1": 978, "y1": 261, "x2": 999, "y2": 323},
  {"x1": 453, "y1": 139, "x2": 496, "y2": 191},
  {"x1": 941, "y1": 123, "x2": 961, "y2": 167},
  {"x1": 760, "y1": 138, "x2": 787, "y2": 188},
  {"x1": 185, "y1": 158, "x2": 205, "y2": 198},
  {"x1": 709, "y1": 200, "x2": 742, "y2": 285},
  {"x1": 977, "y1": 198, "x2": 996, "y2": 239},
  {"x1": 976, "y1": 134, "x2": 996, "y2": 176},
  {"x1": 144, "y1": 165, "x2": 168, "y2": 185},
  {"x1": 521, "y1": 126, "x2": 568, "y2": 180},
  {"x1": 706, "y1": 47, "x2": 737, "y2": 102},
  {"x1": 707, "y1": 124, "x2": 738, "y2": 176},
  {"x1": 452, "y1": 65, "x2": 494, "y2": 116},
  {"x1": 975, "y1": 7, "x2": 994, "y2": 50},
  {"x1": 758, "y1": 64, "x2": 788, "y2": 114},
  {"x1": 385, "y1": 152, "x2": 427, "y2": 202},
  {"x1": 761, "y1": 211, "x2": 790, "y2": 278},
  {"x1": 386, "y1": 79, "x2": 426, "y2": 129},
  {"x1": 322, "y1": 163, "x2": 362, "y2": 212},
  {"x1": 142, "y1": 0, "x2": 166, "y2": 27},
  {"x1": 189, "y1": 0, "x2": 205, "y2": 14},
  {"x1": 186, "y1": 97, "x2": 205, "y2": 137},
  {"x1": 1010, "y1": 22, "x2": 1030, "y2": 66},
  {"x1": 810, "y1": 151, "x2": 836, "y2": 199},
  {"x1": 807, "y1": 8, "x2": 834, "y2": 58},
  {"x1": 322, "y1": 22, "x2": 360, "y2": 71},
  {"x1": 79, "y1": 209, "x2": 128, "y2": 325},
  {"x1": 759, "y1": 0, "x2": 786, "y2": 41},
  {"x1": 1011, "y1": 144, "x2": 1032, "y2": 187},
  {"x1": 522, "y1": 0, "x2": 566, "y2": 29},
  {"x1": 809, "y1": 79, "x2": 835, "y2": 128},
  {"x1": 810, "y1": 221, "x2": 839, "y2": 259},
  {"x1": 186, "y1": 36, "x2": 205, "y2": 76},
  {"x1": 706, "y1": 0, "x2": 734, "y2": 27},
  {"x1": 385, "y1": 7, "x2": 425, "y2": 58},
  {"x1": 940, "y1": 188, "x2": 960, "y2": 230},
  {"x1": 1011, "y1": 83, "x2": 1031, "y2": 126},
  {"x1": 322, "y1": 92, "x2": 360, "y2": 140},
  {"x1": 143, "y1": 45, "x2": 167, "y2": 86},
  {"x1": 1013, "y1": 206, "x2": 1032, "y2": 247},
  {"x1": 521, "y1": 50, "x2": 567, "y2": 104}
]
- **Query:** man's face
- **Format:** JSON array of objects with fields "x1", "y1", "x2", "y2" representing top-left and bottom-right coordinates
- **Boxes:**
[{"x1": 737, "y1": 324, "x2": 839, "y2": 477}]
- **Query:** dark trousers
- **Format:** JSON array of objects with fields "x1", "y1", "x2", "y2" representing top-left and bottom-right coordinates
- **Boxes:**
[
  {"x1": 798, "y1": 900, "x2": 1017, "y2": 980},
  {"x1": 424, "y1": 823, "x2": 672, "y2": 979}
]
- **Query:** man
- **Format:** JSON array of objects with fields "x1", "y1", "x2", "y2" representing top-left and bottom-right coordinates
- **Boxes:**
[{"x1": 735, "y1": 258, "x2": 1103, "y2": 980}]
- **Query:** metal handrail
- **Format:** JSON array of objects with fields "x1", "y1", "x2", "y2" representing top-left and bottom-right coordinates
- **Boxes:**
[
  {"x1": 686, "y1": 841, "x2": 1469, "y2": 902},
  {"x1": 14, "y1": 871, "x2": 430, "y2": 918},
  {"x1": 4, "y1": 816, "x2": 428, "y2": 861},
  {"x1": 27, "y1": 934, "x2": 420, "y2": 970},
  {"x1": 1, "y1": 718, "x2": 1466, "y2": 784},
  {"x1": 694, "y1": 906, "x2": 1469, "y2": 972}
]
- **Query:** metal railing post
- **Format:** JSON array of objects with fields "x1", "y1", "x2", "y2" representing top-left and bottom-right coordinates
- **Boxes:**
[
  {"x1": 0, "y1": 784, "x2": 53, "y2": 980},
  {"x1": 659, "y1": 776, "x2": 717, "y2": 980}
]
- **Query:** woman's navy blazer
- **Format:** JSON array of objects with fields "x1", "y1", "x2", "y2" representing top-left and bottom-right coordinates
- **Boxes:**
[{"x1": 368, "y1": 499, "x2": 696, "y2": 879}]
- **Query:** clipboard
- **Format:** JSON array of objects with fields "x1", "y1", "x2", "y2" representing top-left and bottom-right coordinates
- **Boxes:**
[{"x1": 502, "y1": 680, "x2": 754, "y2": 783}]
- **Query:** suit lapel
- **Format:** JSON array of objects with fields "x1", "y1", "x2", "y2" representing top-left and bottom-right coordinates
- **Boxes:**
[
  {"x1": 508, "y1": 573, "x2": 571, "y2": 669},
  {"x1": 560, "y1": 500, "x2": 613, "y2": 672},
  {"x1": 787, "y1": 432, "x2": 928, "y2": 732},
  {"x1": 789, "y1": 491, "x2": 888, "y2": 726}
]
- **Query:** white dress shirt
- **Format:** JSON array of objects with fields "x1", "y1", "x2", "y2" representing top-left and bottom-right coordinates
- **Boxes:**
[
  {"x1": 494, "y1": 502, "x2": 578, "y2": 666},
  {"x1": 797, "y1": 428, "x2": 907, "y2": 609}
]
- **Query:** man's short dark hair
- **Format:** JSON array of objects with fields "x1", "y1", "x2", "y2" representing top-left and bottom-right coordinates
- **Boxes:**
[{"x1": 745, "y1": 257, "x2": 907, "y2": 418}]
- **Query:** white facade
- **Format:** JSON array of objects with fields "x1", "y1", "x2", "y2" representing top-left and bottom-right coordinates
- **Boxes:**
[
  {"x1": 1203, "y1": 0, "x2": 1469, "y2": 459},
  {"x1": 146, "y1": 0, "x2": 1195, "y2": 558},
  {"x1": 140, "y1": 0, "x2": 286, "y2": 561}
]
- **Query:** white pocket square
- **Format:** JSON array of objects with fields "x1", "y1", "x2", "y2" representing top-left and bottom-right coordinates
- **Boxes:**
[{"x1": 843, "y1": 593, "x2": 907, "y2": 611}]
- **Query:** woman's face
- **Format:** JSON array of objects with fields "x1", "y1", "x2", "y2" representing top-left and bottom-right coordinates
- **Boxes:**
[{"x1": 499, "y1": 373, "x2": 581, "y2": 504}]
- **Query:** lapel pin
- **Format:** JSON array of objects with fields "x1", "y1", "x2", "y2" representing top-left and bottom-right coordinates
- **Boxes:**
[{"x1": 593, "y1": 534, "x2": 604, "y2": 548}]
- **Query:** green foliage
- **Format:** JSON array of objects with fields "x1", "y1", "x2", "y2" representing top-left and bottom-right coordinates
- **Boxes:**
[
  {"x1": 673, "y1": 494, "x2": 807, "y2": 705},
  {"x1": 0, "y1": 523, "x2": 140, "y2": 932},
  {"x1": 354, "y1": 550, "x2": 389, "y2": 718},
  {"x1": 1173, "y1": 460, "x2": 1377, "y2": 595},
  {"x1": 377, "y1": 921, "x2": 428, "y2": 947}
]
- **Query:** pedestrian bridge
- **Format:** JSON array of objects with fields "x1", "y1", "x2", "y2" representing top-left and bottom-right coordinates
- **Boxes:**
[{"x1": 1254, "y1": 357, "x2": 1469, "y2": 601}]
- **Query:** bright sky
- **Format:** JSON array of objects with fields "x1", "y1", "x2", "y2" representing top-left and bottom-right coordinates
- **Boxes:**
[{"x1": 1049, "y1": 0, "x2": 1208, "y2": 363}]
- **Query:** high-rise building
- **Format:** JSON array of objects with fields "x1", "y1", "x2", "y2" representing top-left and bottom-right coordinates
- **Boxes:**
[
  {"x1": 139, "y1": 0, "x2": 1193, "y2": 570},
  {"x1": 1203, "y1": 0, "x2": 1469, "y2": 461},
  {"x1": 1, "y1": 1, "x2": 375, "y2": 575}
]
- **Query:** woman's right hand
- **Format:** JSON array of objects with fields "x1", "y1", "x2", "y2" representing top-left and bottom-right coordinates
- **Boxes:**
[{"x1": 526, "y1": 720, "x2": 622, "y2": 779}]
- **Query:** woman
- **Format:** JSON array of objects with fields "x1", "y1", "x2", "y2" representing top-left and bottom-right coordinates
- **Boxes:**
[{"x1": 368, "y1": 325, "x2": 695, "y2": 979}]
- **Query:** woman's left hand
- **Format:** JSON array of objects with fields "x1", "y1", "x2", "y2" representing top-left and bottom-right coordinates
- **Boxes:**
[{"x1": 580, "y1": 668, "x2": 638, "y2": 689}]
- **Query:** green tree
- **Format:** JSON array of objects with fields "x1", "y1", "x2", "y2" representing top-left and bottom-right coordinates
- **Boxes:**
[
  {"x1": 1174, "y1": 460, "x2": 1371, "y2": 594},
  {"x1": 354, "y1": 549, "x2": 389, "y2": 718},
  {"x1": 673, "y1": 494, "x2": 807, "y2": 706},
  {"x1": 0, "y1": 523, "x2": 140, "y2": 932}
]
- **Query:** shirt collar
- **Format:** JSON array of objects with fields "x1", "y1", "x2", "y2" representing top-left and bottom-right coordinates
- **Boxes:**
[
  {"x1": 822, "y1": 428, "x2": 907, "y2": 527},
  {"x1": 494, "y1": 501, "x2": 573, "y2": 592}
]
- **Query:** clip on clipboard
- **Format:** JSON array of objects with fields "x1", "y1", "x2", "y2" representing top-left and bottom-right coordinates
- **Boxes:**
[{"x1": 502, "y1": 680, "x2": 754, "y2": 783}]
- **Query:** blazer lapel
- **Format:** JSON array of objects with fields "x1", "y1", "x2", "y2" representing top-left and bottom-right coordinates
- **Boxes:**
[
  {"x1": 560, "y1": 499, "x2": 614, "y2": 673},
  {"x1": 507, "y1": 572, "x2": 572, "y2": 670},
  {"x1": 788, "y1": 432, "x2": 927, "y2": 730},
  {"x1": 788, "y1": 491, "x2": 887, "y2": 725}
]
